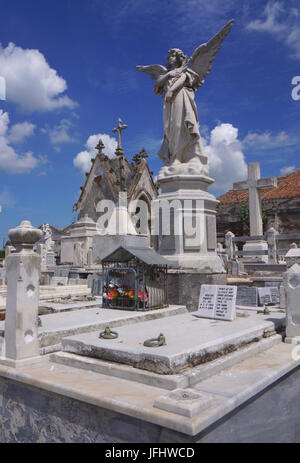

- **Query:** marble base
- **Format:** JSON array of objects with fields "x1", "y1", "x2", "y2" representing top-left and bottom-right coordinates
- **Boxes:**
[{"x1": 155, "y1": 174, "x2": 224, "y2": 273}]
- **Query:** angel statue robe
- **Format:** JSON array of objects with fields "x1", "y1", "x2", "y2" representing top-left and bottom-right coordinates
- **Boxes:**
[{"x1": 158, "y1": 69, "x2": 208, "y2": 171}]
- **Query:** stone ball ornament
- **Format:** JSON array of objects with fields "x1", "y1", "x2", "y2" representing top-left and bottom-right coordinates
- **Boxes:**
[{"x1": 8, "y1": 220, "x2": 43, "y2": 249}]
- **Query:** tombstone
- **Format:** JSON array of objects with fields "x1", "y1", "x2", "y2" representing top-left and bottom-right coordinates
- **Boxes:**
[
  {"x1": 233, "y1": 163, "x2": 277, "y2": 262},
  {"x1": 258, "y1": 287, "x2": 280, "y2": 306},
  {"x1": 236, "y1": 286, "x2": 258, "y2": 307},
  {"x1": 266, "y1": 227, "x2": 278, "y2": 265},
  {"x1": 285, "y1": 243, "x2": 300, "y2": 269},
  {"x1": 195, "y1": 285, "x2": 237, "y2": 321},
  {"x1": 1, "y1": 221, "x2": 42, "y2": 366},
  {"x1": 265, "y1": 281, "x2": 282, "y2": 290},
  {"x1": 284, "y1": 264, "x2": 300, "y2": 344}
]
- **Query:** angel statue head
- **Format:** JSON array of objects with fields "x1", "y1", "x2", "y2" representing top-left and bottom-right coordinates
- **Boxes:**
[{"x1": 166, "y1": 48, "x2": 188, "y2": 70}]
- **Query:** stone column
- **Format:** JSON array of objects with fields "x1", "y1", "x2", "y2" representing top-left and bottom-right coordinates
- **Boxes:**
[
  {"x1": 225, "y1": 231, "x2": 235, "y2": 260},
  {"x1": 2, "y1": 221, "x2": 42, "y2": 366},
  {"x1": 284, "y1": 263, "x2": 300, "y2": 345},
  {"x1": 266, "y1": 227, "x2": 278, "y2": 265}
]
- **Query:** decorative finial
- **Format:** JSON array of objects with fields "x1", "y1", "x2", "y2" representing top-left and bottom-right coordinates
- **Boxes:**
[
  {"x1": 140, "y1": 148, "x2": 148, "y2": 160},
  {"x1": 8, "y1": 220, "x2": 43, "y2": 251},
  {"x1": 95, "y1": 139, "x2": 105, "y2": 153},
  {"x1": 113, "y1": 118, "x2": 127, "y2": 156}
]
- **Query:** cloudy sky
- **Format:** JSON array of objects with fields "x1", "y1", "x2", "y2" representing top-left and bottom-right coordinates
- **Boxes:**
[{"x1": 0, "y1": 0, "x2": 299, "y2": 242}]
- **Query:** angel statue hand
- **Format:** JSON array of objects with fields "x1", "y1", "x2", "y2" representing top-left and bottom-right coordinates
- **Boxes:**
[
  {"x1": 168, "y1": 68, "x2": 182, "y2": 78},
  {"x1": 165, "y1": 91, "x2": 174, "y2": 103}
]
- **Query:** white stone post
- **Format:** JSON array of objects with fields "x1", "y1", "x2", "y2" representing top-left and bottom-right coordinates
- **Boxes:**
[
  {"x1": 266, "y1": 227, "x2": 278, "y2": 265},
  {"x1": 284, "y1": 263, "x2": 300, "y2": 345},
  {"x1": 225, "y1": 231, "x2": 235, "y2": 260},
  {"x1": 2, "y1": 221, "x2": 42, "y2": 367}
]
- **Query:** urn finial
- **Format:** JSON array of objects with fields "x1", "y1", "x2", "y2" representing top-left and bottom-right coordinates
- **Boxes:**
[{"x1": 8, "y1": 220, "x2": 43, "y2": 250}]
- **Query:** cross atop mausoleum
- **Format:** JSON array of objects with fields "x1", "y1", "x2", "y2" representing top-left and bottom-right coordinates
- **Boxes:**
[
  {"x1": 113, "y1": 117, "x2": 127, "y2": 155},
  {"x1": 233, "y1": 163, "x2": 277, "y2": 236}
]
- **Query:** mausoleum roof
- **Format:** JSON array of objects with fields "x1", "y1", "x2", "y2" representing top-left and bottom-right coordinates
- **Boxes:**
[
  {"x1": 101, "y1": 245, "x2": 171, "y2": 266},
  {"x1": 219, "y1": 170, "x2": 300, "y2": 205}
]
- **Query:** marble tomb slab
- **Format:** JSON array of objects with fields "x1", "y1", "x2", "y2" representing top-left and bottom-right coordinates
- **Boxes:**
[
  {"x1": 0, "y1": 305, "x2": 187, "y2": 349},
  {"x1": 61, "y1": 311, "x2": 286, "y2": 375}
]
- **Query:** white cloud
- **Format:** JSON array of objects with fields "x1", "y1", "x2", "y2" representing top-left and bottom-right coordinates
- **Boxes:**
[
  {"x1": 8, "y1": 121, "x2": 36, "y2": 144},
  {"x1": 73, "y1": 133, "x2": 117, "y2": 174},
  {"x1": 243, "y1": 130, "x2": 290, "y2": 149},
  {"x1": 43, "y1": 119, "x2": 76, "y2": 145},
  {"x1": 247, "y1": 2, "x2": 300, "y2": 59},
  {"x1": 280, "y1": 165, "x2": 296, "y2": 176},
  {"x1": 0, "y1": 110, "x2": 39, "y2": 174},
  {"x1": 205, "y1": 123, "x2": 248, "y2": 192},
  {"x1": 0, "y1": 42, "x2": 76, "y2": 112}
]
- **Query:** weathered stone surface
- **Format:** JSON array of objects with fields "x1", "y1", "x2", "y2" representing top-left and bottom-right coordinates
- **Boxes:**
[
  {"x1": 61, "y1": 311, "x2": 285, "y2": 375},
  {"x1": 3, "y1": 221, "x2": 42, "y2": 364},
  {"x1": 284, "y1": 264, "x2": 300, "y2": 342}
]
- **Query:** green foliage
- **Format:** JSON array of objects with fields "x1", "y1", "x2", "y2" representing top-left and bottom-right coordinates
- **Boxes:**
[
  {"x1": 238, "y1": 203, "x2": 250, "y2": 233},
  {"x1": 0, "y1": 250, "x2": 5, "y2": 259},
  {"x1": 238, "y1": 203, "x2": 268, "y2": 235}
]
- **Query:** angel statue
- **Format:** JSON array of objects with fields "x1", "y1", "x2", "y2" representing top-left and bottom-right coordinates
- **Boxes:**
[{"x1": 137, "y1": 20, "x2": 234, "y2": 179}]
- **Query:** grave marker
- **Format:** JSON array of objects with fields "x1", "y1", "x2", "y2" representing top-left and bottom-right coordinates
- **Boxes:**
[
  {"x1": 236, "y1": 286, "x2": 258, "y2": 307},
  {"x1": 258, "y1": 287, "x2": 280, "y2": 306},
  {"x1": 196, "y1": 285, "x2": 237, "y2": 321}
]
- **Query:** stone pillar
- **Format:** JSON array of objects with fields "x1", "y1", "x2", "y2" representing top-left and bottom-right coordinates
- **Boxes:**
[
  {"x1": 266, "y1": 227, "x2": 278, "y2": 265},
  {"x1": 284, "y1": 263, "x2": 300, "y2": 345},
  {"x1": 225, "y1": 231, "x2": 235, "y2": 260},
  {"x1": 2, "y1": 221, "x2": 42, "y2": 366}
]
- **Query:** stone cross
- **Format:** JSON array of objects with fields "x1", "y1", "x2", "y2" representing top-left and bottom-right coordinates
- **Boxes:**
[
  {"x1": 2, "y1": 221, "x2": 42, "y2": 367},
  {"x1": 113, "y1": 117, "x2": 127, "y2": 154},
  {"x1": 233, "y1": 163, "x2": 277, "y2": 237}
]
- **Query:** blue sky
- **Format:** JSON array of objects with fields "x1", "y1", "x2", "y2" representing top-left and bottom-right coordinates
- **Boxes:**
[{"x1": 0, "y1": 0, "x2": 300, "y2": 244}]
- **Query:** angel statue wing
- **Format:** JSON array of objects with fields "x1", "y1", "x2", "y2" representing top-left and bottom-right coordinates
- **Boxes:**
[
  {"x1": 136, "y1": 64, "x2": 167, "y2": 81},
  {"x1": 190, "y1": 19, "x2": 234, "y2": 87}
]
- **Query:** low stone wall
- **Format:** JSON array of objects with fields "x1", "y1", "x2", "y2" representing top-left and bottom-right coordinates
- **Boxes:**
[{"x1": 1, "y1": 366, "x2": 300, "y2": 443}]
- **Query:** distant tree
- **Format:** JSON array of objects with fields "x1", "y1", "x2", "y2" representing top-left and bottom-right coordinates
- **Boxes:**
[{"x1": 238, "y1": 203, "x2": 267, "y2": 235}]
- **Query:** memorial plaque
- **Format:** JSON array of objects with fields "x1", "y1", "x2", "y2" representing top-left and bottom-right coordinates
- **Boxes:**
[
  {"x1": 258, "y1": 287, "x2": 280, "y2": 306},
  {"x1": 196, "y1": 285, "x2": 237, "y2": 321},
  {"x1": 236, "y1": 286, "x2": 258, "y2": 307},
  {"x1": 265, "y1": 281, "x2": 282, "y2": 290}
]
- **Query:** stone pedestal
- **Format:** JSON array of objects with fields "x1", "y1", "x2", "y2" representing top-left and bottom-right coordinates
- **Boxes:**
[
  {"x1": 155, "y1": 174, "x2": 225, "y2": 311},
  {"x1": 2, "y1": 221, "x2": 42, "y2": 366},
  {"x1": 155, "y1": 175, "x2": 224, "y2": 273}
]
